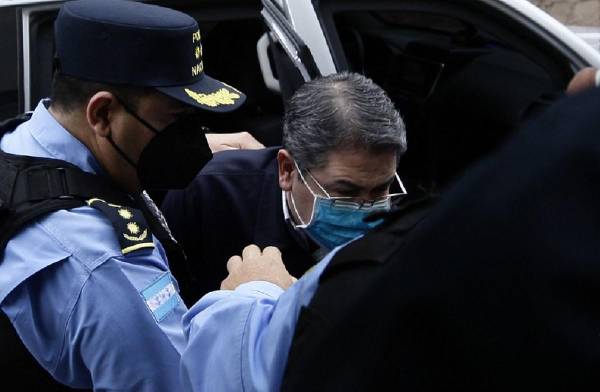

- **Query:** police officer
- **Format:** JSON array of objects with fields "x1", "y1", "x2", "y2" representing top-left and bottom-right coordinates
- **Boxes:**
[{"x1": 0, "y1": 0, "x2": 244, "y2": 390}]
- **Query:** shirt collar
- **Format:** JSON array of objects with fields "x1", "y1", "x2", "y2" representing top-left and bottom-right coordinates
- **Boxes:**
[
  {"x1": 282, "y1": 190, "x2": 291, "y2": 221},
  {"x1": 27, "y1": 99, "x2": 105, "y2": 175}
]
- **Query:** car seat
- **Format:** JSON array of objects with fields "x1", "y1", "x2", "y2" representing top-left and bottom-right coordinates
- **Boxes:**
[{"x1": 422, "y1": 48, "x2": 560, "y2": 190}]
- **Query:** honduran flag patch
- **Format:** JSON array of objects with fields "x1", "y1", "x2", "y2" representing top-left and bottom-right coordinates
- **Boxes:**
[{"x1": 141, "y1": 272, "x2": 180, "y2": 322}]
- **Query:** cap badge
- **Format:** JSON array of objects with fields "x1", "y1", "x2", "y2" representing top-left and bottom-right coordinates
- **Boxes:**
[{"x1": 184, "y1": 88, "x2": 241, "y2": 107}]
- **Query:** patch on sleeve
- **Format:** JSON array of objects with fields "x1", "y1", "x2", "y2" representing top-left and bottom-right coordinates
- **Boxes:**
[{"x1": 141, "y1": 272, "x2": 180, "y2": 322}]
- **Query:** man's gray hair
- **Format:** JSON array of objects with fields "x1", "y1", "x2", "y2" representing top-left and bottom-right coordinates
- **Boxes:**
[{"x1": 282, "y1": 72, "x2": 407, "y2": 169}]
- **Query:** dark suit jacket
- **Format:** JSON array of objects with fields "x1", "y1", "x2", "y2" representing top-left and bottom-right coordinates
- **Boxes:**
[
  {"x1": 282, "y1": 88, "x2": 600, "y2": 391},
  {"x1": 161, "y1": 147, "x2": 314, "y2": 302}
]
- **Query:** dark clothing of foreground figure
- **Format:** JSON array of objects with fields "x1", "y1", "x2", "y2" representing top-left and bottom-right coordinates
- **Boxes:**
[{"x1": 282, "y1": 87, "x2": 600, "y2": 391}]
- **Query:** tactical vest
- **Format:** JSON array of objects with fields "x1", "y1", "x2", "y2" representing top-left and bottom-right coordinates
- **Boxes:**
[
  {"x1": 0, "y1": 114, "x2": 192, "y2": 390},
  {"x1": 281, "y1": 193, "x2": 436, "y2": 391}
]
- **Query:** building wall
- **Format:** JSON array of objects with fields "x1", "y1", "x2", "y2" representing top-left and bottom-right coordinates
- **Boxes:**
[{"x1": 530, "y1": 0, "x2": 600, "y2": 25}]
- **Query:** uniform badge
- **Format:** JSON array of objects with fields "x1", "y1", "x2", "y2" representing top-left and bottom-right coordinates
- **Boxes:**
[
  {"x1": 184, "y1": 87, "x2": 241, "y2": 107},
  {"x1": 141, "y1": 272, "x2": 180, "y2": 322},
  {"x1": 87, "y1": 198, "x2": 155, "y2": 255}
]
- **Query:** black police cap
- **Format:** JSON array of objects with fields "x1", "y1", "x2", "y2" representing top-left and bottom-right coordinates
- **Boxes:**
[{"x1": 55, "y1": 0, "x2": 245, "y2": 112}]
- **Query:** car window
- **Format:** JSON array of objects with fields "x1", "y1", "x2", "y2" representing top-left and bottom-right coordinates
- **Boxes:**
[{"x1": 317, "y1": 0, "x2": 572, "y2": 193}]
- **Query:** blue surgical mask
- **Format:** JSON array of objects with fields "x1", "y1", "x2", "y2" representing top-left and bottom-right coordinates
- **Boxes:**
[{"x1": 288, "y1": 161, "x2": 406, "y2": 250}]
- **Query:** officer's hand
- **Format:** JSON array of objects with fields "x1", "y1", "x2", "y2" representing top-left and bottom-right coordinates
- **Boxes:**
[
  {"x1": 206, "y1": 132, "x2": 265, "y2": 153},
  {"x1": 221, "y1": 245, "x2": 297, "y2": 290}
]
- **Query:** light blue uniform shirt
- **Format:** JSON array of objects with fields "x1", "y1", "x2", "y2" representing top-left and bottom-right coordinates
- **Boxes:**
[
  {"x1": 181, "y1": 246, "x2": 341, "y2": 392},
  {"x1": 0, "y1": 100, "x2": 187, "y2": 390}
]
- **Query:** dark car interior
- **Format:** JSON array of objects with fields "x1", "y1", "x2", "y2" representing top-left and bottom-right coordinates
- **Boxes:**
[{"x1": 318, "y1": 0, "x2": 574, "y2": 195}]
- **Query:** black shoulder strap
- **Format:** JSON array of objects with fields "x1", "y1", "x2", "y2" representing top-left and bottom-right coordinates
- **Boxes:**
[
  {"x1": 132, "y1": 192, "x2": 197, "y2": 305},
  {"x1": 0, "y1": 111, "x2": 143, "y2": 249},
  {"x1": 0, "y1": 148, "x2": 137, "y2": 253},
  {"x1": 87, "y1": 198, "x2": 156, "y2": 255},
  {"x1": 0, "y1": 112, "x2": 32, "y2": 136},
  {"x1": 0, "y1": 114, "x2": 97, "y2": 391},
  {"x1": 1, "y1": 113, "x2": 191, "y2": 300}
]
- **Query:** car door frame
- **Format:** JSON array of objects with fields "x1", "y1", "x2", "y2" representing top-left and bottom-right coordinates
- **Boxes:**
[{"x1": 261, "y1": 0, "x2": 323, "y2": 83}]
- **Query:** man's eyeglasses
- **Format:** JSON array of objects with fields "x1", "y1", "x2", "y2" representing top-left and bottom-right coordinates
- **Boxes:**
[{"x1": 294, "y1": 161, "x2": 407, "y2": 210}]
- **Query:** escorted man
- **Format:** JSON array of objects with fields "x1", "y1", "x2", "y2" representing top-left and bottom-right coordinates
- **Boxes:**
[
  {"x1": 181, "y1": 87, "x2": 600, "y2": 391},
  {"x1": 0, "y1": 0, "x2": 245, "y2": 390},
  {"x1": 161, "y1": 72, "x2": 408, "y2": 299}
]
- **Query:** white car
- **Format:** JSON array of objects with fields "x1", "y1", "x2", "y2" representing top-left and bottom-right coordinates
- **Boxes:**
[{"x1": 0, "y1": 0, "x2": 599, "y2": 389}]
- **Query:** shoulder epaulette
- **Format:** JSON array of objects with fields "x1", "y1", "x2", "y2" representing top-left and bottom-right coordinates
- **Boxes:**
[{"x1": 86, "y1": 198, "x2": 155, "y2": 255}]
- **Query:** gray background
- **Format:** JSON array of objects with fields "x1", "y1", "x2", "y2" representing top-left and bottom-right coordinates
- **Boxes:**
[{"x1": 530, "y1": 0, "x2": 600, "y2": 25}]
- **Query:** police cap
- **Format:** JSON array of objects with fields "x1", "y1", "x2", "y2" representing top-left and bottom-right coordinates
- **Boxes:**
[{"x1": 54, "y1": 0, "x2": 245, "y2": 112}]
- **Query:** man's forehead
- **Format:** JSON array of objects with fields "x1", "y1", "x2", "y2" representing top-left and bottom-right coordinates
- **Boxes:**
[
  {"x1": 321, "y1": 148, "x2": 397, "y2": 170},
  {"x1": 317, "y1": 148, "x2": 397, "y2": 185}
]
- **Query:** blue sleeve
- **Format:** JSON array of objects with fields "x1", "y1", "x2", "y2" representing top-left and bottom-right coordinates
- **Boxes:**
[
  {"x1": 2, "y1": 256, "x2": 186, "y2": 391},
  {"x1": 62, "y1": 261, "x2": 184, "y2": 391},
  {"x1": 181, "y1": 248, "x2": 339, "y2": 392}
]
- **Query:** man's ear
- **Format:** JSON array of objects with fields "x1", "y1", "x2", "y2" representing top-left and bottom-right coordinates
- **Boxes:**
[
  {"x1": 86, "y1": 91, "x2": 118, "y2": 138},
  {"x1": 277, "y1": 149, "x2": 295, "y2": 191}
]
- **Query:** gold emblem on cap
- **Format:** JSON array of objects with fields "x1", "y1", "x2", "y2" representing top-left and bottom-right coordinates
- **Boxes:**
[
  {"x1": 195, "y1": 46, "x2": 201, "y2": 60},
  {"x1": 185, "y1": 88, "x2": 241, "y2": 107}
]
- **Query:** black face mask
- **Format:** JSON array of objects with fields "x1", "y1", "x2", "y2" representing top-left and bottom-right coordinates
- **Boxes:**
[{"x1": 109, "y1": 98, "x2": 213, "y2": 190}]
